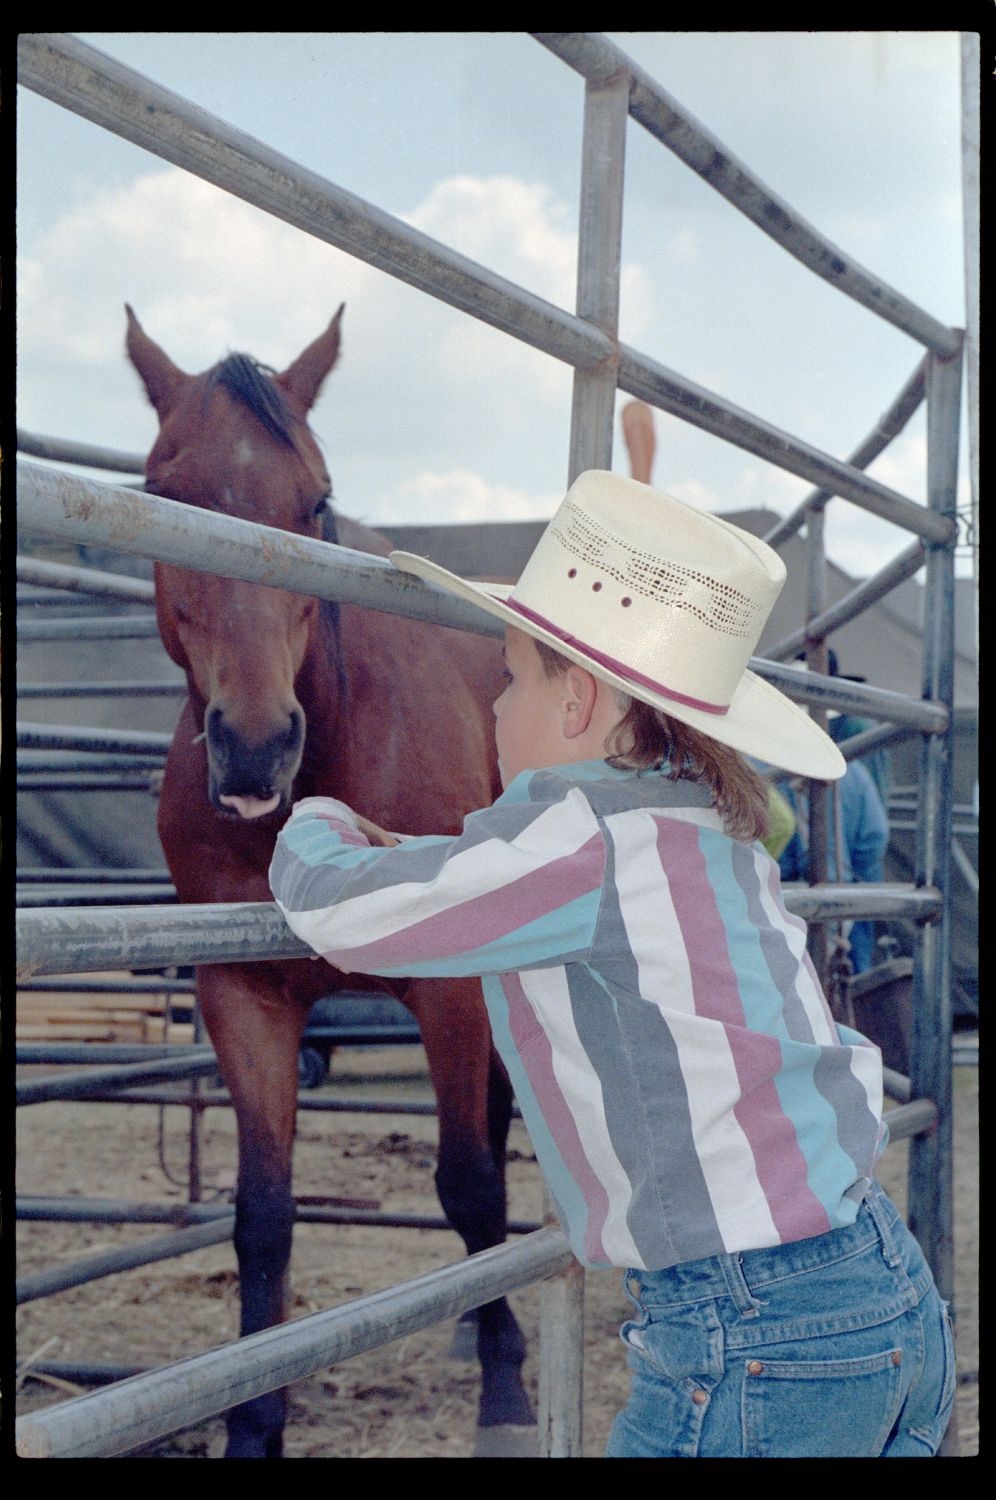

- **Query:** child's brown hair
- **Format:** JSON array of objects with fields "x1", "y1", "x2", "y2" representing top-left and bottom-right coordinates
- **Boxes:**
[{"x1": 534, "y1": 639, "x2": 770, "y2": 843}]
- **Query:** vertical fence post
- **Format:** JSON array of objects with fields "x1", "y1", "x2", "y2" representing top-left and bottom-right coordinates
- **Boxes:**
[
  {"x1": 538, "y1": 63, "x2": 630, "y2": 1459},
  {"x1": 538, "y1": 1185, "x2": 587, "y2": 1458},
  {"x1": 907, "y1": 340, "x2": 963, "y2": 1302},
  {"x1": 803, "y1": 506, "x2": 831, "y2": 984},
  {"x1": 566, "y1": 66, "x2": 630, "y2": 482},
  {"x1": 960, "y1": 32, "x2": 980, "y2": 670}
]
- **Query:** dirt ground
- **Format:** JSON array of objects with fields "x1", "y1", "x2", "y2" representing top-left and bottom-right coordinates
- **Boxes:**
[{"x1": 14, "y1": 1045, "x2": 979, "y2": 1460}]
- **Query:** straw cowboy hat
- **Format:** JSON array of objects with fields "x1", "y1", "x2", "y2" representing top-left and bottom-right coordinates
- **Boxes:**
[{"x1": 390, "y1": 469, "x2": 845, "y2": 781}]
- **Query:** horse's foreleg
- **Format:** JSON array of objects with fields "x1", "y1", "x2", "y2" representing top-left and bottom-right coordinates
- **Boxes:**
[
  {"x1": 197, "y1": 964, "x2": 307, "y2": 1459},
  {"x1": 411, "y1": 983, "x2": 535, "y2": 1454}
]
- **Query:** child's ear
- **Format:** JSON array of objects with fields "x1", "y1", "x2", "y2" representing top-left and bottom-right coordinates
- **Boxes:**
[{"x1": 562, "y1": 664, "x2": 598, "y2": 739}]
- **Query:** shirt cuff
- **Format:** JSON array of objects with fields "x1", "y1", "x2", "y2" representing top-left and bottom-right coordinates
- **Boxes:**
[{"x1": 288, "y1": 796, "x2": 361, "y2": 831}]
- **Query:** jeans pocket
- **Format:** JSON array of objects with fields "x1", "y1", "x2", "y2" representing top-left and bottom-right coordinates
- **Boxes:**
[
  {"x1": 610, "y1": 1308, "x2": 724, "y2": 1458},
  {"x1": 742, "y1": 1345, "x2": 906, "y2": 1457}
]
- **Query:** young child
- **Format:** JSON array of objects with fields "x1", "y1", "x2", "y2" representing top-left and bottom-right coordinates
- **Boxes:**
[{"x1": 269, "y1": 470, "x2": 954, "y2": 1458}]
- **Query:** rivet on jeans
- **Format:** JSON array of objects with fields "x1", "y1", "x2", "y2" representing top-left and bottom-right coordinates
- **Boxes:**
[
  {"x1": 747, "y1": 1360, "x2": 764, "y2": 1375},
  {"x1": 892, "y1": 1351, "x2": 902, "y2": 1366},
  {"x1": 692, "y1": 1389, "x2": 708, "y2": 1405}
]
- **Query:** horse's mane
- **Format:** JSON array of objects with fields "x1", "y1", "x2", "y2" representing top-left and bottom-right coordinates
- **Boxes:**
[
  {"x1": 318, "y1": 503, "x2": 349, "y2": 708},
  {"x1": 204, "y1": 354, "x2": 296, "y2": 446}
]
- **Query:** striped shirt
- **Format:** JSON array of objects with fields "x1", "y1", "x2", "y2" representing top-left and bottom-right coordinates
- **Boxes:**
[{"x1": 269, "y1": 760, "x2": 886, "y2": 1271}]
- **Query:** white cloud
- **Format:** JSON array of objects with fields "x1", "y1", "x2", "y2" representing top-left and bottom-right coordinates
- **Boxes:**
[
  {"x1": 17, "y1": 164, "x2": 661, "y2": 525},
  {"x1": 665, "y1": 228, "x2": 701, "y2": 266},
  {"x1": 394, "y1": 469, "x2": 561, "y2": 525},
  {"x1": 16, "y1": 148, "x2": 967, "y2": 586},
  {"x1": 866, "y1": 433, "x2": 927, "y2": 503},
  {"x1": 406, "y1": 175, "x2": 576, "y2": 306}
]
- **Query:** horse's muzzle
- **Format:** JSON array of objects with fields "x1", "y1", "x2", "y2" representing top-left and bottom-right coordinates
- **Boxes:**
[{"x1": 206, "y1": 704, "x2": 305, "y2": 819}]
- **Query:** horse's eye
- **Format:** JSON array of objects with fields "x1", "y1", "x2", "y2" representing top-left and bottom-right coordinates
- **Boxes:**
[{"x1": 312, "y1": 496, "x2": 330, "y2": 518}]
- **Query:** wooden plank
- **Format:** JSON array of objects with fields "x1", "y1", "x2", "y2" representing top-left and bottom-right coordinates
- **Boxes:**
[{"x1": 18, "y1": 991, "x2": 189, "y2": 1014}]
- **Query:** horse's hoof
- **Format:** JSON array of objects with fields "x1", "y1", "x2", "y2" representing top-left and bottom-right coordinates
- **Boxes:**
[{"x1": 473, "y1": 1423, "x2": 538, "y2": 1458}]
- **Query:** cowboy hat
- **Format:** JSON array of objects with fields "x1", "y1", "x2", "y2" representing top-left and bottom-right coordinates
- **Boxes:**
[{"x1": 390, "y1": 470, "x2": 845, "y2": 781}]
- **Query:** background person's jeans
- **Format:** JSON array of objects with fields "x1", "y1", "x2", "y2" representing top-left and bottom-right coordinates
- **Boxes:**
[{"x1": 606, "y1": 1183, "x2": 955, "y2": 1458}]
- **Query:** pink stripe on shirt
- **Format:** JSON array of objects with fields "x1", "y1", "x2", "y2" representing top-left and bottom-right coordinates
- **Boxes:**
[
  {"x1": 320, "y1": 833, "x2": 605, "y2": 972},
  {"x1": 655, "y1": 817, "x2": 830, "y2": 1240},
  {"x1": 502, "y1": 971, "x2": 613, "y2": 1265}
]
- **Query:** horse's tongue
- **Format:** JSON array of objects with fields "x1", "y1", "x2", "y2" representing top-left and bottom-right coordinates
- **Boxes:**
[{"x1": 219, "y1": 793, "x2": 281, "y2": 820}]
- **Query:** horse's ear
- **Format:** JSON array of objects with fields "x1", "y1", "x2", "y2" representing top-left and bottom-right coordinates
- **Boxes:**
[
  {"x1": 276, "y1": 303, "x2": 344, "y2": 413},
  {"x1": 125, "y1": 304, "x2": 190, "y2": 421}
]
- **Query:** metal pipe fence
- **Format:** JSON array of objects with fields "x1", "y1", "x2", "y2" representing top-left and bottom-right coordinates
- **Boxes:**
[
  {"x1": 15, "y1": 1228, "x2": 574, "y2": 1460},
  {"x1": 16, "y1": 27, "x2": 967, "y2": 1459},
  {"x1": 15, "y1": 885, "x2": 944, "y2": 982},
  {"x1": 17, "y1": 680, "x2": 186, "y2": 698},
  {"x1": 16, "y1": 555, "x2": 156, "y2": 602},
  {"x1": 762, "y1": 357, "x2": 928, "y2": 548},
  {"x1": 17, "y1": 34, "x2": 956, "y2": 544}
]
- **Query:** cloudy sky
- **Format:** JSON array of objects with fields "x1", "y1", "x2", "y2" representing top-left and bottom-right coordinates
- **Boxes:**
[{"x1": 16, "y1": 30, "x2": 976, "y2": 580}]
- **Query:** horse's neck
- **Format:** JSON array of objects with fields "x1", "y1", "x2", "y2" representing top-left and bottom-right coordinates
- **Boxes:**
[
  {"x1": 294, "y1": 511, "x2": 404, "y2": 803},
  {"x1": 293, "y1": 605, "x2": 348, "y2": 787}
]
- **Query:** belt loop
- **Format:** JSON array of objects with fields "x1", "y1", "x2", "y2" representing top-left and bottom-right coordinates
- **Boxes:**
[
  {"x1": 719, "y1": 1253, "x2": 763, "y2": 1317},
  {"x1": 863, "y1": 1186, "x2": 902, "y2": 1268}
]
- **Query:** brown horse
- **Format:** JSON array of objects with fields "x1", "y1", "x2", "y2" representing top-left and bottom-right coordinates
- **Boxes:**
[{"x1": 125, "y1": 304, "x2": 535, "y2": 1458}]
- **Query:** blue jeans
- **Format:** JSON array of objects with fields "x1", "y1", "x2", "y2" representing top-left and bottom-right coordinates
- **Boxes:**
[{"x1": 606, "y1": 1184, "x2": 955, "y2": 1458}]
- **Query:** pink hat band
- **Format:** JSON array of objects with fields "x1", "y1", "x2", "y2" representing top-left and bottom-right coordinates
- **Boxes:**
[{"x1": 504, "y1": 598, "x2": 728, "y2": 716}]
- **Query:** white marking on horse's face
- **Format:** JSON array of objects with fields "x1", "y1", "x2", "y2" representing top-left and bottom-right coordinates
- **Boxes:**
[{"x1": 234, "y1": 439, "x2": 255, "y2": 466}]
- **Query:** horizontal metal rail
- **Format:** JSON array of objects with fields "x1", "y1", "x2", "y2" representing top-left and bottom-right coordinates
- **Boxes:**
[
  {"x1": 17, "y1": 722, "x2": 174, "y2": 755},
  {"x1": 740, "y1": 659, "x2": 946, "y2": 731},
  {"x1": 13, "y1": 1026, "x2": 418, "y2": 1067},
  {"x1": 533, "y1": 34, "x2": 961, "y2": 358},
  {"x1": 17, "y1": 34, "x2": 612, "y2": 376},
  {"x1": 17, "y1": 461, "x2": 948, "y2": 730},
  {"x1": 16, "y1": 872, "x2": 177, "y2": 887},
  {"x1": 19, "y1": 755, "x2": 168, "y2": 775},
  {"x1": 765, "y1": 541, "x2": 927, "y2": 661},
  {"x1": 17, "y1": 884, "x2": 176, "y2": 907},
  {"x1": 18, "y1": 614, "x2": 162, "y2": 642},
  {"x1": 16, "y1": 1051, "x2": 220, "y2": 1105},
  {"x1": 835, "y1": 722, "x2": 921, "y2": 764},
  {"x1": 614, "y1": 346, "x2": 953, "y2": 541},
  {"x1": 763, "y1": 358, "x2": 928, "y2": 548},
  {"x1": 17, "y1": 777, "x2": 164, "y2": 796},
  {"x1": 15, "y1": 885, "x2": 943, "y2": 981},
  {"x1": 882, "y1": 1099, "x2": 939, "y2": 1141},
  {"x1": 17, "y1": 680, "x2": 186, "y2": 699},
  {"x1": 16, "y1": 1219, "x2": 235, "y2": 1306},
  {"x1": 16, "y1": 1212, "x2": 542, "y2": 1306},
  {"x1": 16, "y1": 1193, "x2": 522, "y2": 1308},
  {"x1": 14, "y1": 1225, "x2": 573, "y2": 1458},
  {"x1": 19, "y1": 584, "x2": 104, "y2": 606},
  {"x1": 15, "y1": 37, "x2": 956, "y2": 539},
  {"x1": 16, "y1": 554, "x2": 156, "y2": 602},
  {"x1": 17, "y1": 425, "x2": 147, "y2": 473},
  {"x1": 37, "y1": 1086, "x2": 442, "y2": 1113},
  {"x1": 17, "y1": 1045, "x2": 202, "y2": 1063},
  {"x1": 17, "y1": 1360, "x2": 150, "y2": 1388},
  {"x1": 16, "y1": 459, "x2": 505, "y2": 637}
]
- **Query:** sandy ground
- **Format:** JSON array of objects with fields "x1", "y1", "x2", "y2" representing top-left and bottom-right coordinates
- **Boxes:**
[{"x1": 14, "y1": 1045, "x2": 978, "y2": 1460}]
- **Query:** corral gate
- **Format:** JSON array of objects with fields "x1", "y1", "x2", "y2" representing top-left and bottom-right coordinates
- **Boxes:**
[{"x1": 15, "y1": 31, "x2": 976, "y2": 1458}]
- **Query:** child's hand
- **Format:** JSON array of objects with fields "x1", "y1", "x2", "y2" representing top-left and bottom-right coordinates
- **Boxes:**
[{"x1": 354, "y1": 814, "x2": 399, "y2": 848}]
